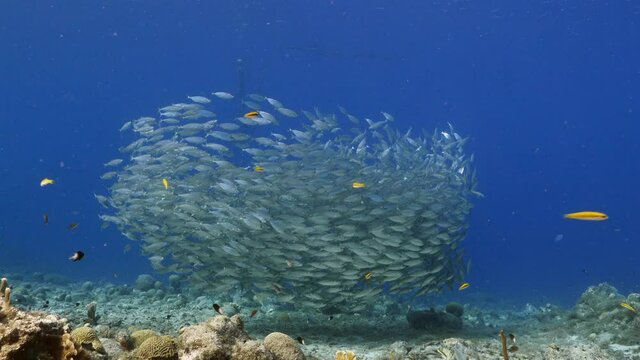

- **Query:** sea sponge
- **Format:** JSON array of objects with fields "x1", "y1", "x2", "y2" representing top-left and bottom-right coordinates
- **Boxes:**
[
  {"x1": 70, "y1": 326, "x2": 106, "y2": 354},
  {"x1": 135, "y1": 335, "x2": 178, "y2": 360},
  {"x1": 263, "y1": 332, "x2": 306, "y2": 360},
  {"x1": 131, "y1": 329, "x2": 159, "y2": 348}
]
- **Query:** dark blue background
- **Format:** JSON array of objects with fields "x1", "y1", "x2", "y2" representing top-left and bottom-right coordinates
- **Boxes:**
[{"x1": 0, "y1": 1, "x2": 638, "y2": 306}]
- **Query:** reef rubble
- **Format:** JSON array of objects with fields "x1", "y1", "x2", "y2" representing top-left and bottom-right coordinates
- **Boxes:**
[{"x1": 2, "y1": 273, "x2": 638, "y2": 359}]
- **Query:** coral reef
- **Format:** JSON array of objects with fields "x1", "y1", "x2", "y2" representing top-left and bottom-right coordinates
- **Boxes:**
[
  {"x1": 1, "y1": 272, "x2": 634, "y2": 359},
  {"x1": 132, "y1": 329, "x2": 160, "y2": 348},
  {"x1": 179, "y1": 314, "x2": 254, "y2": 359},
  {"x1": 136, "y1": 335, "x2": 179, "y2": 360},
  {"x1": 178, "y1": 314, "x2": 307, "y2": 360},
  {"x1": 0, "y1": 279, "x2": 89, "y2": 360},
  {"x1": 232, "y1": 340, "x2": 276, "y2": 360},
  {"x1": 70, "y1": 325, "x2": 107, "y2": 354},
  {"x1": 335, "y1": 350, "x2": 356, "y2": 360},
  {"x1": 263, "y1": 332, "x2": 306, "y2": 360}
]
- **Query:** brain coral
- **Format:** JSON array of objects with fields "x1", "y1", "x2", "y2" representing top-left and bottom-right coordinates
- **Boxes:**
[
  {"x1": 70, "y1": 326, "x2": 105, "y2": 354},
  {"x1": 135, "y1": 335, "x2": 178, "y2": 360},
  {"x1": 131, "y1": 329, "x2": 159, "y2": 348}
]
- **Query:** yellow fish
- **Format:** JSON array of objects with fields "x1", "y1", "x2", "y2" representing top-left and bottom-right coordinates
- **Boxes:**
[
  {"x1": 352, "y1": 182, "x2": 366, "y2": 189},
  {"x1": 162, "y1": 178, "x2": 169, "y2": 190},
  {"x1": 621, "y1": 302, "x2": 637, "y2": 313},
  {"x1": 40, "y1": 178, "x2": 55, "y2": 187},
  {"x1": 244, "y1": 111, "x2": 259, "y2": 118},
  {"x1": 254, "y1": 166, "x2": 265, "y2": 172},
  {"x1": 564, "y1": 211, "x2": 608, "y2": 221},
  {"x1": 458, "y1": 282, "x2": 470, "y2": 291},
  {"x1": 364, "y1": 272, "x2": 373, "y2": 280}
]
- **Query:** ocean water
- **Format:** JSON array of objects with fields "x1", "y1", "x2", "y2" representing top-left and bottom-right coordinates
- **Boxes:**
[{"x1": 1, "y1": 1, "x2": 639, "y2": 358}]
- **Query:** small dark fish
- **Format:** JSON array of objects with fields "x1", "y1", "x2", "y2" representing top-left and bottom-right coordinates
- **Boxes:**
[
  {"x1": 508, "y1": 333, "x2": 516, "y2": 344},
  {"x1": 68, "y1": 223, "x2": 79, "y2": 231},
  {"x1": 43, "y1": 213, "x2": 49, "y2": 225},
  {"x1": 69, "y1": 251, "x2": 84, "y2": 261},
  {"x1": 213, "y1": 303, "x2": 224, "y2": 315},
  {"x1": 508, "y1": 345, "x2": 519, "y2": 353},
  {"x1": 250, "y1": 309, "x2": 258, "y2": 318},
  {"x1": 328, "y1": 315, "x2": 334, "y2": 321},
  {"x1": 295, "y1": 336, "x2": 305, "y2": 345}
]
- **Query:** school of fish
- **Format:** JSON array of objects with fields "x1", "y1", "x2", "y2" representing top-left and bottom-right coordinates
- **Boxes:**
[{"x1": 97, "y1": 92, "x2": 481, "y2": 312}]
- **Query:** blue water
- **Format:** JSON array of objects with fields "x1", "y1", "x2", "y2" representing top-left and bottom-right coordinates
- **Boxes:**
[{"x1": 0, "y1": 1, "x2": 638, "y2": 307}]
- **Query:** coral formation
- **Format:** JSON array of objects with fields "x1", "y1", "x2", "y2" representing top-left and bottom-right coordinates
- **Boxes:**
[
  {"x1": 135, "y1": 335, "x2": 179, "y2": 360},
  {"x1": 232, "y1": 340, "x2": 276, "y2": 360},
  {"x1": 499, "y1": 330, "x2": 509, "y2": 360},
  {"x1": 132, "y1": 329, "x2": 160, "y2": 348},
  {"x1": 406, "y1": 308, "x2": 463, "y2": 330},
  {"x1": 0, "y1": 299, "x2": 89, "y2": 359},
  {"x1": 86, "y1": 301, "x2": 100, "y2": 325},
  {"x1": 1, "y1": 277, "x2": 12, "y2": 315},
  {"x1": 70, "y1": 325, "x2": 106, "y2": 354},
  {"x1": 335, "y1": 350, "x2": 356, "y2": 360},
  {"x1": 179, "y1": 315, "x2": 251, "y2": 359},
  {"x1": 263, "y1": 332, "x2": 306, "y2": 360}
]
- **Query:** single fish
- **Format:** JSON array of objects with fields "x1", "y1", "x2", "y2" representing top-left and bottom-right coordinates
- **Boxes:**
[
  {"x1": 68, "y1": 223, "x2": 79, "y2": 231},
  {"x1": 188, "y1": 95, "x2": 211, "y2": 104},
  {"x1": 69, "y1": 251, "x2": 85, "y2": 262},
  {"x1": 213, "y1": 303, "x2": 224, "y2": 315},
  {"x1": 212, "y1": 91, "x2": 234, "y2": 99},
  {"x1": 254, "y1": 166, "x2": 265, "y2": 172},
  {"x1": 250, "y1": 309, "x2": 258, "y2": 318},
  {"x1": 621, "y1": 302, "x2": 637, "y2": 313},
  {"x1": 43, "y1": 213, "x2": 49, "y2": 225},
  {"x1": 162, "y1": 178, "x2": 169, "y2": 190},
  {"x1": 40, "y1": 178, "x2": 55, "y2": 187},
  {"x1": 244, "y1": 111, "x2": 260, "y2": 118},
  {"x1": 295, "y1": 336, "x2": 305, "y2": 345},
  {"x1": 564, "y1": 211, "x2": 608, "y2": 221},
  {"x1": 458, "y1": 282, "x2": 470, "y2": 291},
  {"x1": 352, "y1": 182, "x2": 366, "y2": 189},
  {"x1": 364, "y1": 272, "x2": 373, "y2": 280}
]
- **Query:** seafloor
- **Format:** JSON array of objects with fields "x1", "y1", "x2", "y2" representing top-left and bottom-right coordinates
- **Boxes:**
[{"x1": 1, "y1": 270, "x2": 639, "y2": 359}]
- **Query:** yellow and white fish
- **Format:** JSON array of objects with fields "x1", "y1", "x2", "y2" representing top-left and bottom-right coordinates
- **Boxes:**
[
  {"x1": 621, "y1": 302, "x2": 637, "y2": 313},
  {"x1": 40, "y1": 178, "x2": 55, "y2": 187}
]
